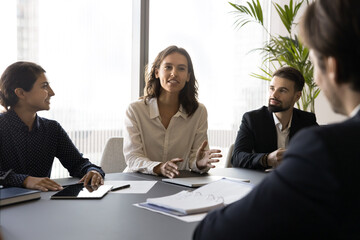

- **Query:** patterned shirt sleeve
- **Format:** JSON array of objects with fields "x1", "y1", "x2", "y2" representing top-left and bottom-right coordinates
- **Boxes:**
[{"x1": 54, "y1": 122, "x2": 105, "y2": 178}]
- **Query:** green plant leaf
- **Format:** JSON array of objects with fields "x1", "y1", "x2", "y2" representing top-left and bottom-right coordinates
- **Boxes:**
[
  {"x1": 250, "y1": 72, "x2": 271, "y2": 81},
  {"x1": 273, "y1": 0, "x2": 304, "y2": 35},
  {"x1": 229, "y1": 1, "x2": 265, "y2": 28}
]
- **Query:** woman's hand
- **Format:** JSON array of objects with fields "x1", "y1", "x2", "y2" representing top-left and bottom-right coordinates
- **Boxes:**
[
  {"x1": 196, "y1": 140, "x2": 222, "y2": 170},
  {"x1": 153, "y1": 158, "x2": 184, "y2": 178},
  {"x1": 23, "y1": 176, "x2": 63, "y2": 192},
  {"x1": 79, "y1": 170, "x2": 104, "y2": 187}
]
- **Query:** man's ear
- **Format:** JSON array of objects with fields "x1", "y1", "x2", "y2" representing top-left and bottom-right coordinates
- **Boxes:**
[
  {"x1": 325, "y1": 56, "x2": 338, "y2": 85},
  {"x1": 14, "y1": 88, "x2": 26, "y2": 99}
]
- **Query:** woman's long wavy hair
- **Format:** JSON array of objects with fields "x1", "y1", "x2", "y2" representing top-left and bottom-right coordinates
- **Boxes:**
[{"x1": 143, "y1": 45, "x2": 199, "y2": 117}]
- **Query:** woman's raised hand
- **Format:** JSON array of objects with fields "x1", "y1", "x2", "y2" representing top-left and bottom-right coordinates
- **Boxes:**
[{"x1": 196, "y1": 140, "x2": 222, "y2": 170}]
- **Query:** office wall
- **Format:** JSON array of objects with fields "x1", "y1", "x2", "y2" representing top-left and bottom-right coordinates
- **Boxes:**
[{"x1": 314, "y1": 92, "x2": 346, "y2": 124}]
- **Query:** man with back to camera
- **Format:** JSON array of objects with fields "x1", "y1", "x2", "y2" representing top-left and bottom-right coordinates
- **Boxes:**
[
  {"x1": 231, "y1": 66, "x2": 318, "y2": 170},
  {"x1": 194, "y1": 0, "x2": 360, "y2": 239}
]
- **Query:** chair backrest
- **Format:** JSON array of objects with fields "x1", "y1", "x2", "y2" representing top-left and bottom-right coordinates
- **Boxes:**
[
  {"x1": 225, "y1": 143, "x2": 234, "y2": 168},
  {"x1": 100, "y1": 137, "x2": 127, "y2": 173}
]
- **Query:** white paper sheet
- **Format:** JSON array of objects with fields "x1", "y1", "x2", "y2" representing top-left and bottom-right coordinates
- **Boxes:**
[
  {"x1": 134, "y1": 203, "x2": 206, "y2": 222},
  {"x1": 134, "y1": 178, "x2": 254, "y2": 222},
  {"x1": 105, "y1": 181, "x2": 157, "y2": 194},
  {"x1": 193, "y1": 178, "x2": 253, "y2": 205}
]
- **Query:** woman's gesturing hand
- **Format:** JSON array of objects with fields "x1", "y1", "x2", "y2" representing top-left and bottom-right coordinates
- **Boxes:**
[
  {"x1": 153, "y1": 158, "x2": 184, "y2": 178},
  {"x1": 196, "y1": 140, "x2": 222, "y2": 170}
]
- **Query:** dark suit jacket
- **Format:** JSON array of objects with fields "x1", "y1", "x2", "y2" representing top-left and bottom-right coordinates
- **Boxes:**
[
  {"x1": 193, "y1": 111, "x2": 360, "y2": 240},
  {"x1": 231, "y1": 106, "x2": 318, "y2": 169}
]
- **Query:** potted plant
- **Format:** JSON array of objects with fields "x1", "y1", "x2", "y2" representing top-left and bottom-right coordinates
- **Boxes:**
[{"x1": 229, "y1": 0, "x2": 319, "y2": 112}]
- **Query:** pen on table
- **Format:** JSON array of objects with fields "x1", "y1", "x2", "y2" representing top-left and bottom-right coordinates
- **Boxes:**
[{"x1": 111, "y1": 184, "x2": 131, "y2": 192}]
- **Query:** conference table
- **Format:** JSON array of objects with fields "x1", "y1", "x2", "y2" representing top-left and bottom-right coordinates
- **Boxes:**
[{"x1": 0, "y1": 168, "x2": 267, "y2": 240}]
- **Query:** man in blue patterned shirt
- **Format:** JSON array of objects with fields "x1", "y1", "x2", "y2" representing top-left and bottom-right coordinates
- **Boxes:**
[{"x1": 0, "y1": 61, "x2": 105, "y2": 191}]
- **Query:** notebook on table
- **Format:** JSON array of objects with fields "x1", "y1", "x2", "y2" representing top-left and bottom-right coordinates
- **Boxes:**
[
  {"x1": 0, "y1": 187, "x2": 41, "y2": 207},
  {"x1": 140, "y1": 190, "x2": 225, "y2": 216},
  {"x1": 162, "y1": 176, "x2": 250, "y2": 187},
  {"x1": 51, "y1": 184, "x2": 113, "y2": 199},
  {"x1": 138, "y1": 178, "x2": 254, "y2": 217}
]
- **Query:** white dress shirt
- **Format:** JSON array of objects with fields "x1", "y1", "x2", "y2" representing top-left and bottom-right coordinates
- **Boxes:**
[
  {"x1": 350, "y1": 103, "x2": 360, "y2": 117},
  {"x1": 123, "y1": 98, "x2": 209, "y2": 175},
  {"x1": 272, "y1": 112, "x2": 293, "y2": 149}
]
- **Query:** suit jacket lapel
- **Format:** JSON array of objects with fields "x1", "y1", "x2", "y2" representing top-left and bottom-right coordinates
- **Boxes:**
[
  {"x1": 265, "y1": 108, "x2": 278, "y2": 150},
  {"x1": 289, "y1": 110, "x2": 298, "y2": 139}
]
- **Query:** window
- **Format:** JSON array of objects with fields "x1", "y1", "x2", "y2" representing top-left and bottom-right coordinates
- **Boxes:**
[
  {"x1": 1, "y1": 0, "x2": 133, "y2": 178},
  {"x1": 1, "y1": 0, "x2": 270, "y2": 176}
]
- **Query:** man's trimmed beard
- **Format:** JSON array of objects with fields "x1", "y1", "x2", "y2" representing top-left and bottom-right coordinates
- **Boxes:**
[{"x1": 268, "y1": 102, "x2": 291, "y2": 113}]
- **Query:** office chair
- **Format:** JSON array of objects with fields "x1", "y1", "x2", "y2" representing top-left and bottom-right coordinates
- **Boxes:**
[
  {"x1": 225, "y1": 143, "x2": 234, "y2": 168},
  {"x1": 100, "y1": 137, "x2": 127, "y2": 173}
]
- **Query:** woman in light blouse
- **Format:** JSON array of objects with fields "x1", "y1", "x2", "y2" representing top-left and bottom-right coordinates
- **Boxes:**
[{"x1": 123, "y1": 45, "x2": 221, "y2": 178}]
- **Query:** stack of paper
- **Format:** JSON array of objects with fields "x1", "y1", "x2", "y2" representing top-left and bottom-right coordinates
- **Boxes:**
[
  {"x1": 141, "y1": 190, "x2": 224, "y2": 216},
  {"x1": 137, "y1": 178, "x2": 254, "y2": 218}
]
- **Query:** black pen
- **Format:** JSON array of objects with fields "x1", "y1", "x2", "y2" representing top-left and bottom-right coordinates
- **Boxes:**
[{"x1": 111, "y1": 184, "x2": 130, "y2": 191}]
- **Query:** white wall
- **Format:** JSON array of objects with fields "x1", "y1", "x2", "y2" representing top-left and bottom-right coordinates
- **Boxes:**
[
  {"x1": 314, "y1": 92, "x2": 346, "y2": 124},
  {"x1": 0, "y1": 1, "x2": 17, "y2": 72}
]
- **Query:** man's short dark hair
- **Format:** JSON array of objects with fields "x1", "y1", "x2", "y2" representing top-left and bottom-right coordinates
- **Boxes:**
[
  {"x1": 272, "y1": 66, "x2": 305, "y2": 92},
  {"x1": 301, "y1": 0, "x2": 360, "y2": 91}
]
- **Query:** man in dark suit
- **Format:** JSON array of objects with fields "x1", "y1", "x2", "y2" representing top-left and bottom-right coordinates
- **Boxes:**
[
  {"x1": 194, "y1": 0, "x2": 360, "y2": 239},
  {"x1": 231, "y1": 67, "x2": 318, "y2": 170}
]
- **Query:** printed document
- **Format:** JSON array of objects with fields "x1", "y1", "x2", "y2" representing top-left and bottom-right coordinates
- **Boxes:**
[{"x1": 135, "y1": 178, "x2": 254, "y2": 222}]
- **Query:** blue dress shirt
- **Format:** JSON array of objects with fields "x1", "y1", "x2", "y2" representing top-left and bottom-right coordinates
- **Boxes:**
[{"x1": 0, "y1": 110, "x2": 104, "y2": 187}]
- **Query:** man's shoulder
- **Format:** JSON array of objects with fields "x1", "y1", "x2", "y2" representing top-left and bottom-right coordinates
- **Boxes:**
[
  {"x1": 245, "y1": 106, "x2": 269, "y2": 117},
  {"x1": 293, "y1": 108, "x2": 316, "y2": 118},
  {"x1": 294, "y1": 116, "x2": 360, "y2": 146},
  {"x1": 320, "y1": 115, "x2": 360, "y2": 136},
  {"x1": 288, "y1": 117, "x2": 360, "y2": 173},
  {"x1": 243, "y1": 106, "x2": 271, "y2": 123},
  {"x1": 292, "y1": 108, "x2": 317, "y2": 127}
]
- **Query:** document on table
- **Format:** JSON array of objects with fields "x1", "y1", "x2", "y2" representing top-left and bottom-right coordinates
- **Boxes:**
[
  {"x1": 135, "y1": 203, "x2": 207, "y2": 222},
  {"x1": 104, "y1": 181, "x2": 157, "y2": 194},
  {"x1": 140, "y1": 190, "x2": 225, "y2": 215},
  {"x1": 192, "y1": 178, "x2": 253, "y2": 205},
  {"x1": 135, "y1": 178, "x2": 254, "y2": 222}
]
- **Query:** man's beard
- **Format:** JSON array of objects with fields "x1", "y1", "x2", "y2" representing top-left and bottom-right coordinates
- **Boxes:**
[
  {"x1": 268, "y1": 105, "x2": 289, "y2": 112},
  {"x1": 268, "y1": 99, "x2": 291, "y2": 113}
]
